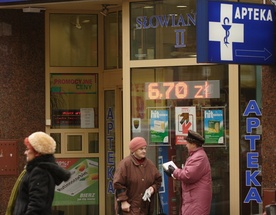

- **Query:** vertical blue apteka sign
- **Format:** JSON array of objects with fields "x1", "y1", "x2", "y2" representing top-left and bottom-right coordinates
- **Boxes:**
[{"x1": 197, "y1": 1, "x2": 275, "y2": 65}]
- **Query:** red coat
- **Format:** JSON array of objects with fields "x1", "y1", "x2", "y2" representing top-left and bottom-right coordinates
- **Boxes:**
[
  {"x1": 173, "y1": 147, "x2": 212, "y2": 215},
  {"x1": 113, "y1": 154, "x2": 162, "y2": 215}
]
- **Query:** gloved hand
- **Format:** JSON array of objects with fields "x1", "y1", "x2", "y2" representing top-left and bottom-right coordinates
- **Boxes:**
[
  {"x1": 164, "y1": 169, "x2": 172, "y2": 177},
  {"x1": 168, "y1": 165, "x2": 175, "y2": 175},
  {"x1": 142, "y1": 187, "x2": 152, "y2": 202}
]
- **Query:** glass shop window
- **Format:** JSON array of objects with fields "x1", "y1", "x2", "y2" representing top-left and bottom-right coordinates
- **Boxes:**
[
  {"x1": 130, "y1": 0, "x2": 196, "y2": 60},
  {"x1": 104, "y1": 11, "x2": 122, "y2": 69},
  {"x1": 49, "y1": 14, "x2": 98, "y2": 67},
  {"x1": 50, "y1": 73, "x2": 98, "y2": 129},
  {"x1": 130, "y1": 65, "x2": 230, "y2": 215}
]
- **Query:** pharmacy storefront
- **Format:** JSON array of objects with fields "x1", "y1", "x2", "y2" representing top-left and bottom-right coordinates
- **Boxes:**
[
  {"x1": 0, "y1": 0, "x2": 271, "y2": 214},
  {"x1": 117, "y1": 0, "x2": 273, "y2": 215}
]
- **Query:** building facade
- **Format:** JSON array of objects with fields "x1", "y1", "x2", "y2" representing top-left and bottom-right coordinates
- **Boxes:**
[{"x1": 0, "y1": 0, "x2": 275, "y2": 215}]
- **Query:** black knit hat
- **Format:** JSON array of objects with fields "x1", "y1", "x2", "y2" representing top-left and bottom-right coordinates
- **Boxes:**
[{"x1": 184, "y1": 130, "x2": 205, "y2": 146}]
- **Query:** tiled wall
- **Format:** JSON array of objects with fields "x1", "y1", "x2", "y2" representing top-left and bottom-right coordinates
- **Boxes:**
[
  {"x1": 0, "y1": 10, "x2": 45, "y2": 215},
  {"x1": 262, "y1": 65, "x2": 276, "y2": 208}
]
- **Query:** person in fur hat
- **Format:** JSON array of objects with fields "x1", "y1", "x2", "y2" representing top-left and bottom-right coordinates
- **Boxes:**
[
  {"x1": 165, "y1": 130, "x2": 212, "y2": 215},
  {"x1": 7, "y1": 131, "x2": 71, "y2": 215},
  {"x1": 113, "y1": 137, "x2": 162, "y2": 215}
]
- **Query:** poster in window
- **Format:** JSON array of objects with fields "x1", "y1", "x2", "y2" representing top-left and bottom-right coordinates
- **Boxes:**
[
  {"x1": 203, "y1": 108, "x2": 225, "y2": 145},
  {"x1": 148, "y1": 108, "x2": 169, "y2": 144},
  {"x1": 132, "y1": 118, "x2": 141, "y2": 133},
  {"x1": 53, "y1": 158, "x2": 99, "y2": 206},
  {"x1": 175, "y1": 106, "x2": 196, "y2": 145},
  {"x1": 80, "y1": 108, "x2": 95, "y2": 128}
]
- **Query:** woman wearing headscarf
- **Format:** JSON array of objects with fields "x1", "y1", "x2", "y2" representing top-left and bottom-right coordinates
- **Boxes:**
[{"x1": 113, "y1": 137, "x2": 162, "y2": 215}]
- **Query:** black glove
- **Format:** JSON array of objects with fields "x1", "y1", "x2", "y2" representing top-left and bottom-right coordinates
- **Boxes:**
[
  {"x1": 168, "y1": 165, "x2": 175, "y2": 174},
  {"x1": 164, "y1": 169, "x2": 172, "y2": 177}
]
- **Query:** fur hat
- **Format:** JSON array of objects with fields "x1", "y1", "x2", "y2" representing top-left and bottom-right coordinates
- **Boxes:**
[
  {"x1": 129, "y1": 137, "x2": 147, "y2": 153},
  {"x1": 25, "y1": 131, "x2": 56, "y2": 154},
  {"x1": 185, "y1": 130, "x2": 205, "y2": 146}
]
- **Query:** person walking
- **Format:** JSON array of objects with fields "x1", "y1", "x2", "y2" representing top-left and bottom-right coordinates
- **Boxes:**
[
  {"x1": 113, "y1": 137, "x2": 162, "y2": 215},
  {"x1": 6, "y1": 131, "x2": 71, "y2": 215},
  {"x1": 165, "y1": 130, "x2": 212, "y2": 215}
]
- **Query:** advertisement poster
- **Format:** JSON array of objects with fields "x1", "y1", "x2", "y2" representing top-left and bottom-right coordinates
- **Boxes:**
[
  {"x1": 175, "y1": 107, "x2": 196, "y2": 145},
  {"x1": 203, "y1": 109, "x2": 224, "y2": 144},
  {"x1": 53, "y1": 158, "x2": 99, "y2": 206},
  {"x1": 149, "y1": 109, "x2": 169, "y2": 144},
  {"x1": 132, "y1": 118, "x2": 141, "y2": 133}
]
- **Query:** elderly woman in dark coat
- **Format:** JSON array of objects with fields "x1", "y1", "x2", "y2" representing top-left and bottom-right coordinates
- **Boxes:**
[
  {"x1": 10, "y1": 131, "x2": 71, "y2": 215},
  {"x1": 113, "y1": 137, "x2": 162, "y2": 215}
]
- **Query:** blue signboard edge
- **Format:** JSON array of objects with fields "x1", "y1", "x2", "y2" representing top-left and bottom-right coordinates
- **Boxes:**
[
  {"x1": 196, "y1": 0, "x2": 209, "y2": 63},
  {"x1": 196, "y1": 0, "x2": 275, "y2": 65}
]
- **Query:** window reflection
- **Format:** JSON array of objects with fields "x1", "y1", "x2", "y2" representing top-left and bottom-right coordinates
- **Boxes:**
[
  {"x1": 131, "y1": 65, "x2": 230, "y2": 214},
  {"x1": 130, "y1": 0, "x2": 196, "y2": 60},
  {"x1": 104, "y1": 12, "x2": 122, "y2": 69},
  {"x1": 50, "y1": 73, "x2": 98, "y2": 129},
  {"x1": 50, "y1": 14, "x2": 98, "y2": 67}
]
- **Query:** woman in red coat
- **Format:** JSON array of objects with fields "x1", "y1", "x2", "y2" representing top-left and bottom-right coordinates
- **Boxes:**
[{"x1": 166, "y1": 130, "x2": 212, "y2": 215}]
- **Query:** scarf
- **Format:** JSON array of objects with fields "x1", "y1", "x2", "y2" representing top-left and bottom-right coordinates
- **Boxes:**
[
  {"x1": 133, "y1": 156, "x2": 145, "y2": 164},
  {"x1": 5, "y1": 169, "x2": 26, "y2": 215}
]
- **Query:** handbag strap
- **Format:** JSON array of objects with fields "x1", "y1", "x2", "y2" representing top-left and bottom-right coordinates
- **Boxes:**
[{"x1": 157, "y1": 192, "x2": 164, "y2": 213}]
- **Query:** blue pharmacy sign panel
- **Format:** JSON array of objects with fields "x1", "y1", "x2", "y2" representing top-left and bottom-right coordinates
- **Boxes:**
[{"x1": 197, "y1": 0, "x2": 275, "y2": 64}]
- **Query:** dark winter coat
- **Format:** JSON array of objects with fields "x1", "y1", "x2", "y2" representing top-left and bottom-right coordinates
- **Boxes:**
[
  {"x1": 13, "y1": 154, "x2": 71, "y2": 215},
  {"x1": 113, "y1": 154, "x2": 162, "y2": 215},
  {"x1": 173, "y1": 147, "x2": 212, "y2": 215}
]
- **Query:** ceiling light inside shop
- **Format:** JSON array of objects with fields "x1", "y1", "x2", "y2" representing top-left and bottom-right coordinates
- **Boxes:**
[
  {"x1": 22, "y1": 7, "x2": 45, "y2": 13},
  {"x1": 144, "y1": 5, "x2": 154, "y2": 9}
]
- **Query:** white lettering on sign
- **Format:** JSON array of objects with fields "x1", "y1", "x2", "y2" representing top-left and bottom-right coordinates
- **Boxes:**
[{"x1": 234, "y1": 7, "x2": 273, "y2": 21}]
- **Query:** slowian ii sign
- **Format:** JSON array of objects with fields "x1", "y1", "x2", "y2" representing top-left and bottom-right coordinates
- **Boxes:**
[{"x1": 197, "y1": 0, "x2": 275, "y2": 65}]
